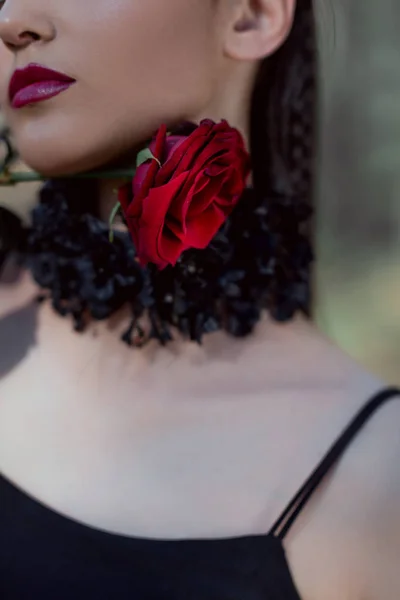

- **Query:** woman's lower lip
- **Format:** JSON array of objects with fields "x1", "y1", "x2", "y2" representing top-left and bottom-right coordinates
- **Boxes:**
[{"x1": 11, "y1": 81, "x2": 75, "y2": 109}]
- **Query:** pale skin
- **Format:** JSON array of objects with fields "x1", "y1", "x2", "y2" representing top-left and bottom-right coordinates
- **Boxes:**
[{"x1": 0, "y1": 1, "x2": 399, "y2": 599}]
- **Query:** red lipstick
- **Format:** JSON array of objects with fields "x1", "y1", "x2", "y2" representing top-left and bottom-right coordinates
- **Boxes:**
[{"x1": 9, "y1": 63, "x2": 76, "y2": 109}]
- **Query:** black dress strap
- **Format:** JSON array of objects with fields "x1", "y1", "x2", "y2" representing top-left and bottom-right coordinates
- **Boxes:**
[{"x1": 270, "y1": 386, "x2": 400, "y2": 540}]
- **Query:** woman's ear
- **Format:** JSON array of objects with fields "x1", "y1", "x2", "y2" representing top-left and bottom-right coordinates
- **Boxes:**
[{"x1": 223, "y1": 0, "x2": 296, "y2": 61}]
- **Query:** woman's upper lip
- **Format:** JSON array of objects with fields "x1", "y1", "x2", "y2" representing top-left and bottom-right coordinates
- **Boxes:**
[{"x1": 9, "y1": 63, "x2": 76, "y2": 102}]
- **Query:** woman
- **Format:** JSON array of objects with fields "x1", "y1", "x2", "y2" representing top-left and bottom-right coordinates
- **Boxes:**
[{"x1": 0, "y1": 1, "x2": 399, "y2": 599}]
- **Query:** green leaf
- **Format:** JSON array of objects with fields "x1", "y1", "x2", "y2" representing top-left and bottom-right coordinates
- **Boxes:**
[
  {"x1": 108, "y1": 201, "x2": 121, "y2": 243},
  {"x1": 136, "y1": 147, "x2": 161, "y2": 169}
]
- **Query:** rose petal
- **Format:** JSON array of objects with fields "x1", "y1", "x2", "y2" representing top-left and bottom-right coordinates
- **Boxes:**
[
  {"x1": 122, "y1": 119, "x2": 251, "y2": 269},
  {"x1": 157, "y1": 226, "x2": 184, "y2": 267},
  {"x1": 140, "y1": 172, "x2": 189, "y2": 226},
  {"x1": 122, "y1": 173, "x2": 188, "y2": 266},
  {"x1": 166, "y1": 215, "x2": 187, "y2": 241},
  {"x1": 135, "y1": 222, "x2": 165, "y2": 267},
  {"x1": 184, "y1": 205, "x2": 227, "y2": 249},
  {"x1": 132, "y1": 124, "x2": 167, "y2": 200},
  {"x1": 185, "y1": 172, "x2": 226, "y2": 218},
  {"x1": 163, "y1": 135, "x2": 187, "y2": 160},
  {"x1": 166, "y1": 177, "x2": 196, "y2": 229},
  {"x1": 155, "y1": 121, "x2": 215, "y2": 184}
]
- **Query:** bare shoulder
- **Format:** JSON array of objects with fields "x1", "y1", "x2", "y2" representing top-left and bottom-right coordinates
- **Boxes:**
[
  {"x1": 286, "y1": 381, "x2": 400, "y2": 600},
  {"x1": 349, "y1": 390, "x2": 400, "y2": 599}
]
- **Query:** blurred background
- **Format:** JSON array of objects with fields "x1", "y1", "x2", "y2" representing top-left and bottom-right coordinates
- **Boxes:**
[
  {"x1": 315, "y1": 0, "x2": 400, "y2": 383},
  {"x1": 1, "y1": 0, "x2": 399, "y2": 384}
]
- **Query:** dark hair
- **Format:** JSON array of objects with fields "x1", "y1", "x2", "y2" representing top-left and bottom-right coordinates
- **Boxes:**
[{"x1": 1, "y1": 0, "x2": 317, "y2": 347}]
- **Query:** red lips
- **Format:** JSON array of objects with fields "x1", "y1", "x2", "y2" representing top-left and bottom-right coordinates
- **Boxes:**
[{"x1": 9, "y1": 63, "x2": 76, "y2": 109}]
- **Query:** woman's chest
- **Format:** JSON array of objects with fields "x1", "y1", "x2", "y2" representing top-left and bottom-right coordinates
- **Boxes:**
[
  {"x1": 0, "y1": 273, "x2": 380, "y2": 599},
  {"x1": 0, "y1": 362, "x2": 304, "y2": 541},
  {"x1": 0, "y1": 383, "x2": 375, "y2": 600},
  {"x1": 0, "y1": 334, "x2": 361, "y2": 556}
]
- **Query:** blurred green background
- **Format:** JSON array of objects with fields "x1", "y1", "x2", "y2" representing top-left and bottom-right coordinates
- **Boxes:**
[
  {"x1": 315, "y1": 0, "x2": 400, "y2": 383},
  {"x1": 1, "y1": 0, "x2": 399, "y2": 383}
]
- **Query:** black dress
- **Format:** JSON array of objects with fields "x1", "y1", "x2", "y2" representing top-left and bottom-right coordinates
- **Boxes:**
[{"x1": 1, "y1": 387, "x2": 399, "y2": 599}]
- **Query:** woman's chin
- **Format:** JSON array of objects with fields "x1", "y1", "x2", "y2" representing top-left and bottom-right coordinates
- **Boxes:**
[
  {"x1": 19, "y1": 149, "x2": 105, "y2": 179},
  {"x1": 17, "y1": 138, "x2": 137, "y2": 179}
]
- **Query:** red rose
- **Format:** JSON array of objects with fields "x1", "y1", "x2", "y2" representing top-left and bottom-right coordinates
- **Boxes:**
[{"x1": 118, "y1": 119, "x2": 250, "y2": 269}]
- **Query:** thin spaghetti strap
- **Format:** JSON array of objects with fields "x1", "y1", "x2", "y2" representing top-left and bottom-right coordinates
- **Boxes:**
[{"x1": 269, "y1": 386, "x2": 400, "y2": 541}]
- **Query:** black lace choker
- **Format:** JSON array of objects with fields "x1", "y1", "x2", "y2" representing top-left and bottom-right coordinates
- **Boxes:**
[{"x1": 2, "y1": 178, "x2": 314, "y2": 348}]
